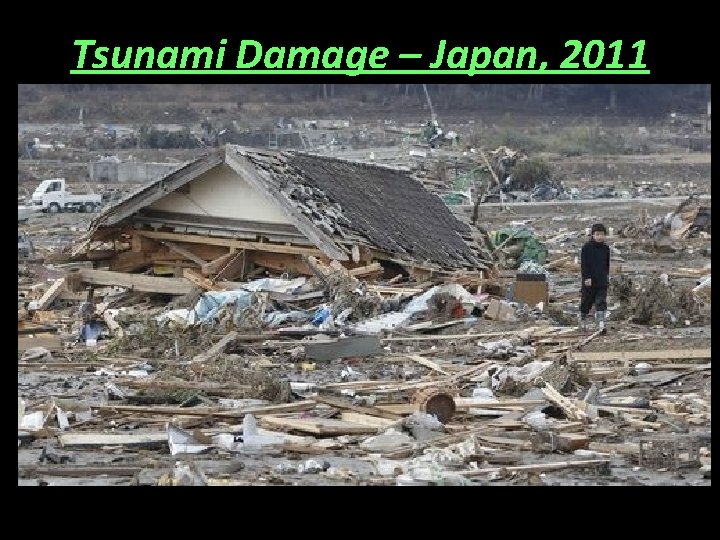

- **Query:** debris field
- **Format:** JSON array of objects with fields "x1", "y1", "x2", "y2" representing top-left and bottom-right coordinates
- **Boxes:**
[{"x1": 19, "y1": 141, "x2": 710, "y2": 486}]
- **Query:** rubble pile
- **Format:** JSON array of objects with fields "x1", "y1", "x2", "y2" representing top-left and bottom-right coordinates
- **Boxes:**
[
  {"x1": 611, "y1": 275, "x2": 706, "y2": 327},
  {"x1": 619, "y1": 197, "x2": 711, "y2": 240},
  {"x1": 17, "y1": 134, "x2": 711, "y2": 487}
]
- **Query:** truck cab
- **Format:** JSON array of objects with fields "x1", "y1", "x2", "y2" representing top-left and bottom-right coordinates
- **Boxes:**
[
  {"x1": 32, "y1": 178, "x2": 65, "y2": 212},
  {"x1": 31, "y1": 178, "x2": 102, "y2": 213}
]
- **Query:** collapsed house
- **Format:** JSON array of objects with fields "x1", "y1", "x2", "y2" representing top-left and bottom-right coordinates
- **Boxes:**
[{"x1": 73, "y1": 146, "x2": 491, "y2": 285}]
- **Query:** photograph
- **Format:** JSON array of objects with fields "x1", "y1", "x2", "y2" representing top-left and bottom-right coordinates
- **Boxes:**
[{"x1": 18, "y1": 83, "x2": 711, "y2": 486}]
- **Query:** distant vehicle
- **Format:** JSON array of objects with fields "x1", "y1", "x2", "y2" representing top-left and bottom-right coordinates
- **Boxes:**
[{"x1": 31, "y1": 178, "x2": 103, "y2": 214}]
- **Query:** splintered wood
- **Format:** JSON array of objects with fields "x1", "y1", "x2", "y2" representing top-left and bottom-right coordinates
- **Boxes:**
[{"x1": 540, "y1": 381, "x2": 588, "y2": 422}]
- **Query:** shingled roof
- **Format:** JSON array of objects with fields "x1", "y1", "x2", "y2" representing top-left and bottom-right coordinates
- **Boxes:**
[{"x1": 91, "y1": 145, "x2": 484, "y2": 270}]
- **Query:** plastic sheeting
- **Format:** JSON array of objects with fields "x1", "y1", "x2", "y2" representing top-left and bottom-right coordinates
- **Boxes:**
[
  {"x1": 354, "y1": 284, "x2": 477, "y2": 333},
  {"x1": 156, "y1": 277, "x2": 309, "y2": 327}
]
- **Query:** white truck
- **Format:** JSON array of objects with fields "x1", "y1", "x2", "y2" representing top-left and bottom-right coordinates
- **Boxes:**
[{"x1": 31, "y1": 178, "x2": 103, "y2": 214}]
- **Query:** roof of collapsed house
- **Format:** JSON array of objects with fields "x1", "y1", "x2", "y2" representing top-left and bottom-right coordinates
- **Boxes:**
[{"x1": 90, "y1": 145, "x2": 485, "y2": 270}]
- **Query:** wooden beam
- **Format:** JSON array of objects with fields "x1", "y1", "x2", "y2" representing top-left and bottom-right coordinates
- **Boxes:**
[
  {"x1": 18, "y1": 336, "x2": 63, "y2": 351},
  {"x1": 19, "y1": 466, "x2": 143, "y2": 478},
  {"x1": 462, "y1": 460, "x2": 610, "y2": 477},
  {"x1": 109, "y1": 250, "x2": 154, "y2": 273},
  {"x1": 381, "y1": 329, "x2": 544, "y2": 342},
  {"x1": 92, "y1": 401, "x2": 316, "y2": 418},
  {"x1": 454, "y1": 399, "x2": 547, "y2": 410},
  {"x1": 576, "y1": 328, "x2": 605, "y2": 350},
  {"x1": 85, "y1": 249, "x2": 116, "y2": 261},
  {"x1": 183, "y1": 268, "x2": 224, "y2": 291},
  {"x1": 131, "y1": 234, "x2": 158, "y2": 253},
  {"x1": 225, "y1": 148, "x2": 349, "y2": 261},
  {"x1": 58, "y1": 432, "x2": 167, "y2": 447},
  {"x1": 136, "y1": 229, "x2": 325, "y2": 257},
  {"x1": 404, "y1": 354, "x2": 450, "y2": 375},
  {"x1": 248, "y1": 251, "x2": 314, "y2": 276},
  {"x1": 159, "y1": 240, "x2": 208, "y2": 266},
  {"x1": 348, "y1": 262, "x2": 383, "y2": 277},
  {"x1": 312, "y1": 395, "x2": 402, "y2": 420},
  {"x1": 259, "y1": 416, "x2": 377, "y2": 435},
  {"x1": 192, "y1": 331, "x2": 238, "y2": 363},
  {"x1": 201, "y1": 251, "x2": 234, "y2": 276},
  {"x1": 30, "y1": 278, "x2": 65, "y2": 311},
  {"x1": 340, "y1": 412, "x2": 396, "y2": 429},
  {"x1": 72, "y1": 269, "x2": 192, "y2": 295},
  {"x1": 366, "y1": 285, "x2": 424, "y2": 295},
  {"x1": 571, "y1": 349, "x2": 711, "y2": 362},
  {"x1": 541, "y1": 383, "x2": 588, "y2": 422},
  {"x1": 214, "y1": 250, "x2": 246, "y2": 281}
]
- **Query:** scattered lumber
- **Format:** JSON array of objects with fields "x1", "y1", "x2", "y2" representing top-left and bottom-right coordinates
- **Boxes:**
[{"x1": 71, "y1": 269, "x2": 192, "y2": 295}]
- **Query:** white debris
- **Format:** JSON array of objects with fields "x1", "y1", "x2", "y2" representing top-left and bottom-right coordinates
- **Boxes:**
[
  {"x1": 524, "y1": 410, "x2": 551, "y2": 431},
  {"x1": 20, "y1": 411, "x2": 46, "y2": 431},
  {"x1": 404, "y1": 411, "x2": 444, "y2": 431},
  {"x1": 21, "y1": 347, "x2": 52, "y2": 362},
  {"x1": 471, "y1": 387, "x2": 498, "y2": 401},
  {"x1": 167, "y1": 424, "x2": 210, "y2": 456},
  {"x1": 635, "y1": 363, "x2": 652, "y2": 375},
  {"x1": 360, "y1": 428, "x2": 414, "y2": 453}
]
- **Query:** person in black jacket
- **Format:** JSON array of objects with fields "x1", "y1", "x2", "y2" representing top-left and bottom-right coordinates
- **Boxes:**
[{"x1": 579, "y1": 223, "x2": 610, "y2": 332}]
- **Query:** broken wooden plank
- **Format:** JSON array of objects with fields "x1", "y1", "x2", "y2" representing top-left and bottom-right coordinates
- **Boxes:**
[
  {"x1": 201, "y1": 251, "x2": 235, "y2": 276},
  {"x1": 312, "y1": 395, "x2": 402, "y2": 420},
  {"x1": 366, "y1": 285, "x2": 425, "y2": 296},
  {"x1": 183, "y1": 268, "x2": 224, "y2": 292},
  {"x1": 93, "y1": 401, "x2": 316, "y2": 418},
  {"x1": 340, "y1": 412, "x2": 397, "y2": 429},
  {"x1": 214, "y1": 250, "x2": 246, "y2": 281},
  {"x1": 381, "y1": 328, "x2": 546, "y2": 342},
  {"x1": 137, "y1": 228, "x2": 326, "y2": 257},
  {"x1": 30, "y1": 278, "x2": 66, "y2": 311},
  {"x1": 58, "y1": 432, "x2": 167, "y2": 448},
  {"x1": 588, "y1": 442, "x2": 640, "y2": 456},
  {"x1": 376, "y1": 403, "x2": 417, "y2": 415},
  {"x1": 246, "y1": 251, "x2": 313, "y2": 276},
  {"x1": 477, "y1": 435, "x2": 533, "y2": 450},
  {"x1": 73, "y1": 269, "x2": 192, "y2": 295},
  {"x1": 18, "y1": 336, "x2": 63, "y2": 351},
  {"x1": 18, "y1": 324, "x2": 58, "y2": 335},
  {"x1": 305, "y1": 335, "x2": 382, "y2": 362},
  {"x1": 348, "y1": 262, "x2": 383, "y2": 277},
  {"x1": 405, "y1": 355, "x2": 450, "y2": 376},
  {"x1": 555, "y1": 432, "x2": 590, "y2": 452},
  {"x1": 571, "y1": 349, "x2": 711, "y2": 362},
  {"x1": 17, "y1": 362, "x2": 104, "y2": 369},
  {"x1": 541, "y1": 383, "x2": 588, "y2": 422},
  {"x1": 19, "y1": 466, "x2": 143, "y2": 477},
  {"x1": 160, "y1": 240, "x2": 208, "y2": 266},
  {"x1": 191, "y1": 331, "x2": 238, "y2": 364},
  {"x1": 462, "y1": 459, "x2": 610, "y2": 477},
  {"x1": 455, "y1": 398, "x2": 547, "y2": 410},
  {"x1": 280, "y1": 443, "x2": 330, "y2": 455},
  {"x1": 576, "y1": 328, "x2": 605, "y2": 350},
  {"x1": 259, "y1": 416, "x2": 378, "y2": 435}
]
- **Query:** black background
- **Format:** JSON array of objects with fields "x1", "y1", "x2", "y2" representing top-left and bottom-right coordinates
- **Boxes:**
[{"x1": 14, "y1": 7, "x2": 710, "y2": 525}]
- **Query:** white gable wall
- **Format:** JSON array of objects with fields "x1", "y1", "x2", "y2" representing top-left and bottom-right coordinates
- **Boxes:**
[{"x1": 147, "y1": 163, "x2": 291, "y2": 224}]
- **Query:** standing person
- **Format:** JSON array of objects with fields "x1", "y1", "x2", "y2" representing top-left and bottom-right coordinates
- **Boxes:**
[{"x1": 579, "y1": 223, "x2": 610, "y2": 332}]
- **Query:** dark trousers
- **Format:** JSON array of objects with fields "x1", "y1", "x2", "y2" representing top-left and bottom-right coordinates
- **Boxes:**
[{"x1": 580, "y1": 286, "x2": 607, "y2": 317}]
